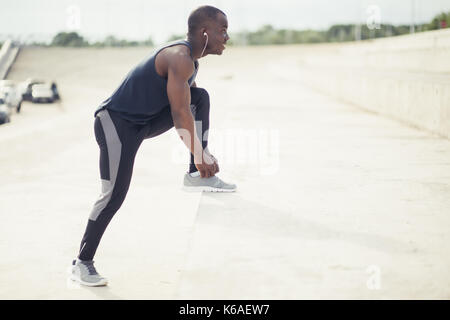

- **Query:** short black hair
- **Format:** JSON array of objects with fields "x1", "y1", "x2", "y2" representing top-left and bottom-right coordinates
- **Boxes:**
[{"x1": 188, "y1": 5, "x2": 226, "y2": 36}]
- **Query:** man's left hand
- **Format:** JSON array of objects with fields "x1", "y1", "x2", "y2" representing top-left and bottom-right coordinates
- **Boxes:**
[{"x1": 205, "y1": 150, "x2": 220, "y2": 174}]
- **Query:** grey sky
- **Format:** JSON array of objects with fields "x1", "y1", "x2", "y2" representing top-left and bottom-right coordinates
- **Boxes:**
[{"x1": 1, "y1": 0, "x2": 449, "y2": 44}]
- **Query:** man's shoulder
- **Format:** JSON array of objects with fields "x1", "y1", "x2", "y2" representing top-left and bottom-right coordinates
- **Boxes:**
[
  {"x1": 166, "y1": 44, "x2": 193, "y2": 63},
  {"x1": 166, "y1": 45, "x2": 194, "y2": 76},
  {"x1": 169, "y1": 42, "x2": 191, "y2": 55}
]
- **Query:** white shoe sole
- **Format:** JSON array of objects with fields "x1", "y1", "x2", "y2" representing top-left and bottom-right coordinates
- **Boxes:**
[
  {"x1": 182, "y1": 185, "x2": 236, "y2": 193},
  {"x1": 70, "y1": 274, "x2": 108, "y2": 287}
]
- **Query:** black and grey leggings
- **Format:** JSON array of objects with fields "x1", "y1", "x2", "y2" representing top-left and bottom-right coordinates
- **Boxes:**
[{"x1": 78, "y1": 87, "x2": 210, "y2": 261}]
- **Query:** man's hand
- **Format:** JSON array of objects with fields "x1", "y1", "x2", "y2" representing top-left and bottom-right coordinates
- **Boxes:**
[
  {"x1": 205, "y1": 150, "x2": 220, "y2": 174},
  {"x1": 194, "y1": 151, "x2": 219, "y2": 178}
]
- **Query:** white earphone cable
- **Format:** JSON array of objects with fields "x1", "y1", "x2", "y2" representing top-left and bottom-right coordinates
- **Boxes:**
[{"x1": 200, "y1": 33, "x2": 208, "y2": 57}]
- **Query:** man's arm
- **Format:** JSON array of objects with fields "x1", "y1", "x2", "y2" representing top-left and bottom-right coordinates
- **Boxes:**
[{"x1": 167, "y1": 54, "x2": 216, "y2": 177}]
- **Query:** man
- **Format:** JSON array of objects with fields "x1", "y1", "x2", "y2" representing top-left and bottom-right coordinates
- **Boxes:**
[{"x1": 70, "y1": 5, "x2": 236, "y2": 287}]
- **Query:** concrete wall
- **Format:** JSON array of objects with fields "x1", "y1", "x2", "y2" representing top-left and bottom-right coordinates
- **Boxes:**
[
  {"x1": 291, "y1": 29, "x2": 450, "y2": 139},
  {"x1": 0, "y1": 39, "x2": 20, "y2": 79}
]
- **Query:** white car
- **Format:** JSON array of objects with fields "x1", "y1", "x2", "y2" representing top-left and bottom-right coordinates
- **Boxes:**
[
  {"x1": 21, "y1": 78, "x2": 44, "y2": 101},
  {"x1": 0, "y1": 97, "x2": 11, "y2": 124},
  {"x1": 31, "y1": 83, "x2": 54, "y2": 103},
  {"x1": 0, "y1": 80, "x2": 23, "y2": 113}
]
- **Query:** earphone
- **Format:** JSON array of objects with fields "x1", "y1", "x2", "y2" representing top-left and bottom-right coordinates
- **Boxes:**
[{"x1": 200, "y1": 31, "x2": 208, "y2": 57}]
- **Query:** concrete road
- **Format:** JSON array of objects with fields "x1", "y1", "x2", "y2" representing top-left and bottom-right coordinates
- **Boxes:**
[{"x1": 0, "y1": 45, "x2": 449, "y2": 299}]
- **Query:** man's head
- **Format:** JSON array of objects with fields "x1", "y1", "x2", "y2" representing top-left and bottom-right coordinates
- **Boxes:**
[{"x1": 187, "y1": 5, "x2": 229, "y2": 56}]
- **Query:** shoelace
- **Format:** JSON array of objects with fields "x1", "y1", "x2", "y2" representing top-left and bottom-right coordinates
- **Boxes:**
[{"x1": 83, "y1": 261, "x2": 98, "y2": 275}]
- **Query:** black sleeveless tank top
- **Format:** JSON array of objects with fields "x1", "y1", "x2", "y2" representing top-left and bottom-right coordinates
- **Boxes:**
[{"x1": 94, "y1": 39, "x2": 198, "y2": 125}]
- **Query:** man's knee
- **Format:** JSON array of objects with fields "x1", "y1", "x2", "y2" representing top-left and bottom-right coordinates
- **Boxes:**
[
  {"x1": 200, "y1": 88, "x2": 209, "y2": 105},
  {"x1": 198, "y1": 87, "x2": 209, "y2": 98},
  {"x1": 192, "y1": 87, "x2": 210, "y2": 105},
  {"x1": 194, "y1": 89, "x2": 210, "y2": 115}
]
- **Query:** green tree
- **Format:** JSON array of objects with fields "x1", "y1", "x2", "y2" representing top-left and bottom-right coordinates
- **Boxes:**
[
  {"x1": 141, "y1": 36, "x2": 154, "y2": 46},
  {"x1": 327, "y1": 25, "x2": 354, "y2": 42},
  {"x1": 426, "y1": 11, "x2": 450, "y2": 30},
  {"x1": 51, "y1": 32, "x2": 88, "y2": 47}
]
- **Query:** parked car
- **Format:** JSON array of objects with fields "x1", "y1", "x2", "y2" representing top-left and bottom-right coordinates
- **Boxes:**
[
  {"x1": 21, "y1": 78, "x2": 45, "y2": 101},
  {"x1": 0, "y1": 80, "x2": 23, "y2": 113},
  {"x1": 50, "y1": 82, "x2": 60, "y2": 101},
  {"x1": 0, "y1": 97, "x2": 11, "y2": 124},
  {"x1": 31, "y1": 83, "x2": 55, "y2": 103}
]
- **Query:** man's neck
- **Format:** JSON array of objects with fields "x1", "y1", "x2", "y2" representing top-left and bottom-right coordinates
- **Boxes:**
[{"x1": 186, "y1": 35, "x2": 205, "y2": 60}]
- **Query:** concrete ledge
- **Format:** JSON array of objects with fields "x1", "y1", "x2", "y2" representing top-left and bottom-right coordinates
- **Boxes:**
[
  {"x1": 302, "y1": 28, "x2": 450, "y2": 73},
  {"x1": 276, "y1": 29, "x2": 450, "y2": 139},
  {"x1": 0, "y1": 39, "x2": 20, "y2": 79},
  {"x1": 300, "y1": 67, "x2": 450, "y2": 139}
]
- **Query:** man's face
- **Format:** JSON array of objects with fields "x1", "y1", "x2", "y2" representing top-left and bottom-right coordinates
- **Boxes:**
[{"x1": 207, "y1": 13, "x2": 229, "y2": 55}]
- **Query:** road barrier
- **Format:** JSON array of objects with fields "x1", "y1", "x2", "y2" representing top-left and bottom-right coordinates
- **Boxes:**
[
  {"x1": 292, "y1": 28, "x2": 450, "y2": 139},
  {"x1": 0, "y1": 39, "x2": 20, "y2": 80}
]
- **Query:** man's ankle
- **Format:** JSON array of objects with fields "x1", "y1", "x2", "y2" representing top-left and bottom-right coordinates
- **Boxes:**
[
  {"x1": 189, "y1": 171, "x2": 200, "y2": 177},
  {"x1": 189, "y1": 164, "x2": 198, "y2": 174}
]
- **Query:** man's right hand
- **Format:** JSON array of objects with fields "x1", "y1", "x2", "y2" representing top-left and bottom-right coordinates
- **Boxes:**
[{"x1": 194, "y1": 151, "x2": 218, "y2": 178}]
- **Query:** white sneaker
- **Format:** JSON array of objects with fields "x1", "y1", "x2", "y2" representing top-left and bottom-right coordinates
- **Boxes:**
[
  {"x1": 183, "y1": 171, "x2": 237, "y2": 192},
  {"x1": 70, "y1": 259, "x2": 108, "y2": 287}
]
